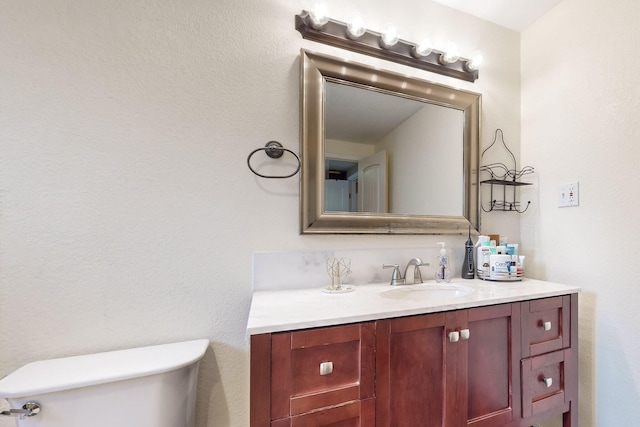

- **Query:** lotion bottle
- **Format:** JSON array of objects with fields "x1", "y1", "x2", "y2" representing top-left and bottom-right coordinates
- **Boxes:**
[
  {"x1": 475, "y1": 235, "x2": 491, "y2": 279},
  {"x1": 435, "y1": 242, "x2": 451, "y2": 283}
]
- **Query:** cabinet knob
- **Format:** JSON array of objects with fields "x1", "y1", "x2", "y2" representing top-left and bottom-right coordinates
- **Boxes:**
[
  {"x1": 460, "y1": 329, "x2": 470, "y2": 340},
  {"x1": 448, "y1": 331, "x2": 460, "y2": 343},
  {"x1": 542, "y1": 376, "x2": 553, "y2": 387},
  {"x1": 319, "y1": 361, "x2": 333, "y2": 376},
  {"x1": 542, "y1": 321, "x2": 552, "y2": 331}
]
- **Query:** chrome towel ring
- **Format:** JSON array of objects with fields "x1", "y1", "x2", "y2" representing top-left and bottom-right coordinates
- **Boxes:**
[{"x1": 247, "y1": 141, "x2": 301, "y2": 179}]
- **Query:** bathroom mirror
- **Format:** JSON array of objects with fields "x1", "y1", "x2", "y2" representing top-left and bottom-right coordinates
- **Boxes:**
[{"x1": 300, "y1": 50, "x2": 481, "y2": 234}]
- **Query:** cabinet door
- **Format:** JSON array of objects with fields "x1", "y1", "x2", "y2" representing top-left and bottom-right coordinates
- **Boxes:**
[
  {"x1": 466, "y1": 303, "x2": 521, "y2": 427},
  {"x1": 376, "y1": 311, "x2": 467, "y2": 427}
]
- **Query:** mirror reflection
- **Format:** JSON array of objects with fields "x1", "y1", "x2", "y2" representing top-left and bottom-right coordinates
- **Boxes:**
[{"x1": 324, "y1": 81, "x2": 464, "y2": 216}]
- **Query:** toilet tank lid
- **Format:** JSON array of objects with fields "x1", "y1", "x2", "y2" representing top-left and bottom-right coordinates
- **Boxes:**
[{"x1": 0, "y1": 339, "x2": 209, "y2": 399}]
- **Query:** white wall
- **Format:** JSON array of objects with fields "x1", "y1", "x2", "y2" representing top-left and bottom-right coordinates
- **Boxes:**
[
  {"x1": 521, "y1": 0, "x2": 640, "y2": 426},
  {"x1": 0, "y1": 0, "x2": 521, "y2": 426}
]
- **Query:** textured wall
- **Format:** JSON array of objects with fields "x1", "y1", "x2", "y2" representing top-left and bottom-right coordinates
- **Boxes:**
[
  {"x1": 0, "y1": 0, "x2": 520, "y2": 425},
  {"x1": 522, "y1": 0, "x2": 640, "y2": 426}
]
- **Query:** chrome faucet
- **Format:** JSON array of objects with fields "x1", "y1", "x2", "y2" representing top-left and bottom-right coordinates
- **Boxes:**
[
  {"x1": 383, "y1": 258, "x2": 429, "y2": 286},
  {"x1": 404, "y1": 258, "x2": 428, "y2": 285}
]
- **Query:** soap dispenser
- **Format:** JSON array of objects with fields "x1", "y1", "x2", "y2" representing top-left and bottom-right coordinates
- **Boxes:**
[{"x1": 435, "y1": 242, "x2": 451, "y2": 283}]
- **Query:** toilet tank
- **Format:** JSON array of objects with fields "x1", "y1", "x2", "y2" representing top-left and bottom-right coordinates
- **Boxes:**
[{"x1": 0, "y1": 339, "x2": 209, "y2": 427}]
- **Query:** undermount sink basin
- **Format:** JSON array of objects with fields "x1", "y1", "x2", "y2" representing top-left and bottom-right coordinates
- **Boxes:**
[{"x1": 380, "y1": 283, "x2": 475, "y2": 300}]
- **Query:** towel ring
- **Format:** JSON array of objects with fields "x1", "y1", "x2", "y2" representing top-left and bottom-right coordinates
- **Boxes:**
[{"x1": 247, "y1": 141, "x2": 301, "y2": 179}]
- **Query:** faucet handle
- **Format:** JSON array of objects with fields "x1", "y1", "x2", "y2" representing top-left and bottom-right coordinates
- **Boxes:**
[{"x1": 383, "y1": 264, "x2": 404, "y2": 286}]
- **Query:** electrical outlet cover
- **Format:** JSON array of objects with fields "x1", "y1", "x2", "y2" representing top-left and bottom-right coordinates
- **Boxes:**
[{"x1": 558, "y1": 182, "x2": 579, "y2": 207}]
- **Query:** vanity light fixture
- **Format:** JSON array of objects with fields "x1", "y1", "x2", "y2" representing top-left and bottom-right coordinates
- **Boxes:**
[{"x1": 295, "y1": 10, "x2": 480, "y2": 82}]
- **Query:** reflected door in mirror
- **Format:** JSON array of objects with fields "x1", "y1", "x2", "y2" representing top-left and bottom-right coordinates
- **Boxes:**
[
  {"x1": 325, "y1": 151, "x2": 387, "y2": 213},
  {"x1": 358, "y1": 150, "x2": 387, "y2": 213}
]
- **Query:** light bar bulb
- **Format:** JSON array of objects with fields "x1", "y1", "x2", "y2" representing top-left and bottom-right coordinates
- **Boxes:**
[
  {"x1": 440, "y1": 42, "x2": 460, "y2": 64},
  {"x1": 412, "y1": 38, "x2": 433, "y2": 58},
  {"x1": 380, "y1": 24, "x2": 399, "y2": 49},
  {"x1": 309, "y1": 2, "x2": 330, "y2": 29},
  {"x1": 347, "y1": 14, "x2": 366, "y2": 39},
  {"x1": 466, "y1": 51, "x2": 484, "y2": 71}
]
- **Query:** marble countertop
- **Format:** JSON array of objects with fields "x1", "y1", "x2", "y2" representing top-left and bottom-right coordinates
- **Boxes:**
[{"x1": 247, "y1": 278, "x2": 580, "y2": 335}]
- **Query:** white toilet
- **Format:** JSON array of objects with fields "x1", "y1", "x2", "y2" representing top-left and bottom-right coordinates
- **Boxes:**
[{"x1": 0, "y1": 339, "x2": 209, "y2": 427}]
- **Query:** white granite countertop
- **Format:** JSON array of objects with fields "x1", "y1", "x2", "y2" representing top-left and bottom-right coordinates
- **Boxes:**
[{"x1": 247, "y1": 278, "x2": 580, "y2": 335}]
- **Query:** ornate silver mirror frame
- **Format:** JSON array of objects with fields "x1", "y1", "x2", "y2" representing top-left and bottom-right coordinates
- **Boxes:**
[{"x1": 300, "y1": 49, "x2": 481, "y2": 234}]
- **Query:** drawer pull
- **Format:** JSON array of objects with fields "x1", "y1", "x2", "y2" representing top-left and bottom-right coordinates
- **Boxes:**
[
  {"x1": 542, "y1": 321, "x2": 552, "y2": 331},
  {"x1": 319, "y1": 361, "x2": 333, "y2": 376},
  {"x1": 542, "y1": 377, "x2": 553, "y2": 387},
  {"x1": 460, "y1": 329, "x2": 470, "y2": 340},
  {"x1": 448, "y1": 331, "x2": 460, "y2": 343}
]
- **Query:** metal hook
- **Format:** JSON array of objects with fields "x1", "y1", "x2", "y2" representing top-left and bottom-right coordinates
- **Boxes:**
[{"x1": 247, "y1": 141, "x2": 301, "y2": 179}]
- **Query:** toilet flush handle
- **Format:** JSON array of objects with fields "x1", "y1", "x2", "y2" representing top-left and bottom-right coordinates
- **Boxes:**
[{"x1": 0, "y1": 402, "x2": 41, "y2": 419}]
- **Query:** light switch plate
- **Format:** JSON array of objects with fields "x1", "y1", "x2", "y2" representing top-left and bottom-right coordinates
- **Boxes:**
[{"x1": 558, "y1": 182, "x2": 579, "y2": 207}]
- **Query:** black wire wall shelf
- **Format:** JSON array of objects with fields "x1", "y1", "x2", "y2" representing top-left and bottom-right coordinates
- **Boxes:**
[{"x1": 480, "y1": 129, "x2": 534, "y2": 213}]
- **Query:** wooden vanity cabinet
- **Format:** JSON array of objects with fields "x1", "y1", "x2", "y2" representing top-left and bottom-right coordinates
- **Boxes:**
[
  {"x1": 376, "y1": 303, "x2": 521, "y2": 427},
  {"x1": 250, "y1": 294, "x2": 578, "y2": 427}
]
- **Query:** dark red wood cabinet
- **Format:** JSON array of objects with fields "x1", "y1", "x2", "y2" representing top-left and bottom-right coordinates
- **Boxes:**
[
  {"x1": 250, "y1": 294, "x2": 578, "y2": 427},
  {"x1": 376, "y1": 302, "x2": 521, "y2": 427},
  {"x1": 517, "y1": 294, "x2": 578, "y2": 427},
  {"x1": 251, "y1": 322, "x2": 375, "y2": 426}
]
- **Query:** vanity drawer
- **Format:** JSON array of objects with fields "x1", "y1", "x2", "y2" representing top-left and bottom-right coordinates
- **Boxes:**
[
  {"x1": 288, "y1": 398, "x2": 375, "y2": 427},
  {"x1": 521, "y1": 295, "x2": 571, "y2": 357},
  {"x1": 271, "y1": 323, "x2": 375, "y2": 419},
  {"x1": 521, "y1": 349, "x2": 569, "y2": 418}
]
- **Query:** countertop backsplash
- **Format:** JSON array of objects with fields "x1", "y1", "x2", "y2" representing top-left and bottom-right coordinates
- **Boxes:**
[{"x1": 252, "y1": 247, "x2": 465, "y2": 291}]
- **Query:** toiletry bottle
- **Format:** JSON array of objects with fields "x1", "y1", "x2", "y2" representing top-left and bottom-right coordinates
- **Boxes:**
[
  {"x1": 481, "y1": 251, "x2": 491, "y2": 279},
  {"x1": 475, "y1": 236, "x2": 490, "y2": 279},
  {"x1": 435, "y1": 242, "x2": 451, "y2": 283},
  {"x1": 462, "y1": 227, "x2": 475, "y2": 279}
]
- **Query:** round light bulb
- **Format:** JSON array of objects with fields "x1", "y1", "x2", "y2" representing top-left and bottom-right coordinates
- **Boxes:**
[
  {"x1": 412, "y1": 38, "x2": 433, "y2": 58},
  {"x1": 380, "y1": 24, "x2": 399, "y2": 49},
  {"x1": 309, "y1": 2, "x2": 330, "y2": 29},
  {"x1": 466, "y1": 51, "x2": 484, "y2": 71},
  {"x1": 347, "y1": 14, "x2": 366, "y2": 39},
  {"x1": 440, "y1": 42, "x2": 460, "y2": 64}
]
